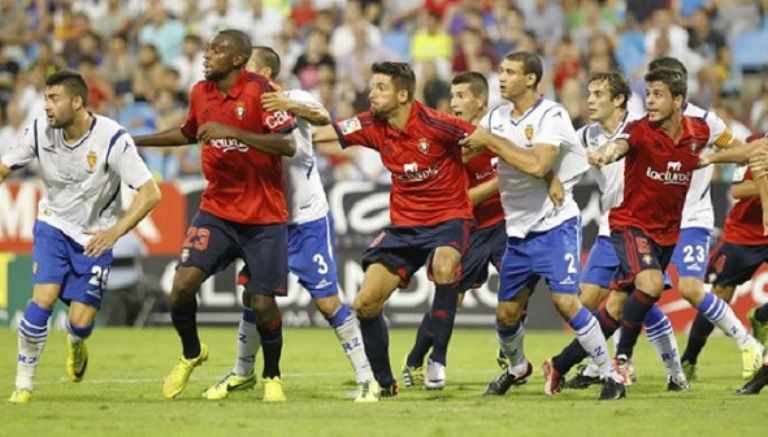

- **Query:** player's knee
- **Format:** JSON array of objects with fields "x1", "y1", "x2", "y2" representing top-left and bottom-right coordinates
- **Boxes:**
[
  {"x1": 606, "y1": 292, "x2": 626, "y2": 319},
  {"x1": 495, "y1": 305, "x2": 522, "y2": 326},
  {"x1": 712, "y1": 285, "x2": 736, "y2": 302},
  {"x1": 432, "y1": 261, "x2": 457, "y2": 285},
  {"x1": 635, "y1": 274, "x2": 664, "y2": 296},
  {"x1": 171, "y1": 273, "x2": 202, "y2": 297},
  {"x1": 353, "y1": 294, "x2": 380, "y2": 318},
  {"x1": 248, "y1": 294, "x2": 278, "y2": 318},
  {"x1": 551, "y1": 293, "x2": 581, "y2": 318},
  {"x1": 313, "y1": 296, "x2": 341, "y2": 318},
  {"x1": 677, "y1": 278, "x2": 704, "y2": 302},
  {"x1": 32, "y1": 294, "x2": 57, "y2": 309}
]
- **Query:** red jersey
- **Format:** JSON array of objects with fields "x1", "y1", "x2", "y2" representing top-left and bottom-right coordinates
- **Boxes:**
[
  {"x1": 722, "y1": 131, "x2": 768, "y2": 245},
  {"x1": 609, "y1": 115, "x2": 712, "y2": 245},
  {"x1": 181, "y1": 71, "x2": 296, "y2": 225},
  {"x1": 465, "y1": 151, "x2": 504, "y2": 229},
  {"x1": 334, "y1": 101, "x2": 475, "y2": 226}
]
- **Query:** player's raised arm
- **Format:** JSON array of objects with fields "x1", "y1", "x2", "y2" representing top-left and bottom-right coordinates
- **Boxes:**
[
  {"x1": 262, "y1": 90, "x2": 331, "y2": 126},
  {"x1": 461, "y1": 126, "x2": 558, "y2": 178},
  {"x1": 134, "y1": 126, "x2": 195, "y2": 147},
  {"x1": 587, "y1": 139, "x2": 630, "y2": 167}
]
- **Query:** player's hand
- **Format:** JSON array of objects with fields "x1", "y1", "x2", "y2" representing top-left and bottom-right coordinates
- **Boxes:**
[
  {"x1": 697, "y1": 154, "x2": 712, "y2": 168},
  {"x1": 459, "y1": 128, "x2": 489, "y2": 152},
  {"x1": 197, "y1": 122, "x2": 235, "y2": 143},
  {"x1": 587, "y1": 150, "x2": 607, "y2": 167},
  {"x1": 262, "y1": 91, "x2": 292, "y2": 113},
  {"x1": 547, "y1": 176, "x2": 564, "y2": 207},
  {"x1": 84, "y1": 227, "x2": 122, "y2": 257}
]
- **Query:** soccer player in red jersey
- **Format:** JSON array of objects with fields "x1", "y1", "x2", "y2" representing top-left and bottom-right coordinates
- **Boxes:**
[
  {"x1": 134, "y1": 30, "x2": 298, "y2": 401},
  {"x1": 314, "y1": 62, "x2": 477, "y2": 396},
  {"x1": 681, "y1": 133, "x2": 768, "y2": 381},
  {"x1": 401, "y1": 71, "x2": 505, "y2": 390},
  {"x1": 587, "y1": 68, "x2": 758, "y2": 377}
]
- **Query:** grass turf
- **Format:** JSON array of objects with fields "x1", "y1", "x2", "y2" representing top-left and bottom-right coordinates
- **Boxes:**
[{"x1": 1, "y1": 328, "x2": 763, "y2": 436}]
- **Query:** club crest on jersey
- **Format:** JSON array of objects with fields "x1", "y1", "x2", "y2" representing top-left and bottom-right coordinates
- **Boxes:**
[
  {"x1": 418, "y1": 138, "x2": 430, "y2": 154},
  {"x1": 642, "y1": 254, "x2": 653, "y2": 265},
  {"x1": 86, "y1": 150, "x2": 97, "y2": 172},
  {"x1": 525, "y1": 124, "x2": 534, "y2": 141},
  {"x1": 180, "y1": 248, "x2": 190, "y2": 263},
  {"x1": 235, "y1": 102, "x2": 246, "y2": 120}
]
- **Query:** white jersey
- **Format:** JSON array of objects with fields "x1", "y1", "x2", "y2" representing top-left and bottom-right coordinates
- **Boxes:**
[
  {"x1": 0, "y1": 115, "x2": 152, "y2": 246},
  {"x1": 680, "y1": 103, "x2": 728, "y2": 230},
  {"x1": 283, "y1": 89, "x2": 329, "y2": 225},
  {"x1": 481, "y1": 98, "x2": 589, "y2": 238},
  {"x1": 577, "y1": 111, "x2": 642, "y2": 237}
]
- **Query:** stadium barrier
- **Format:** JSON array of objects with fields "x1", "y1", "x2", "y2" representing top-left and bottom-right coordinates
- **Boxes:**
[{"x1": 1, "y1": 180, "x2": 766, "y2": 330}]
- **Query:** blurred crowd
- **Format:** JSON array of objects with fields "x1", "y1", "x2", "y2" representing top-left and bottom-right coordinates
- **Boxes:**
[{"x1": 1, "y1": 0, "x2": 768, "y2": 184}]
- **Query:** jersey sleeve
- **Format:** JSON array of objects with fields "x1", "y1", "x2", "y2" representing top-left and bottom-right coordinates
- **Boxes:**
[
  {"x1": 532, "y1": 106, "x2": 575, "y2": 148},
  {"x1": 110, "y1": 135, "x2": 153, "y2": 190},
  {"x1": 257, "y1": 83, "x2": 297, "y2": 134},
  {"x1": 179, "y1": 86, "x2": 199, "y2": 141},
  {"x1": 1, "y1": 119, "x2": 38, "y2": 170},
  {"x1": 332, "y1": 112, "x2": 379, "y2": 150},
  {"x1": 703, "y1": 111, "x2": 733, "y2": 148}
]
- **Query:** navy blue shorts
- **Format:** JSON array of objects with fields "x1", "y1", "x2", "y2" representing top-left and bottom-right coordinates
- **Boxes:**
[
  {"x1": 179, "y1": 210, "x2": 288, "y2": 296},
  {"x1": 362, "y1": 219, "x2": 471, "y2": 288},
  {"x1": 610, "y1": 226, "x2": 675, "y2": 293},
  {"x1": 453, "y1": 220, "x2": 506, "y2": 293},
  {"x1": 707, "y1": 241, "x2": 768, "y2": 287},
  {"x1": 32, "y1": 221, "x2": 113, "y2": 309}
]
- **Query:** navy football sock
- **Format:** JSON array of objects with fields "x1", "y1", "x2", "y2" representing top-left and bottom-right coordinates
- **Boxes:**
[
  {"x1": 171, "y1": 295, "x2": 200, "y2": 359},
  {"x1": 681, "y1": 313, "x2": 715, "y2": 365},
  {"x1": 617, "y1": 289, "x2": 658, "y2": 358},
  {"x1": 407, "y1": 312, "x2": 433, "y2": 368},
  {"x1": 429, "y1": 286, "x2": 459, "y2": 366},
  {"x1": 258, "y1": 315, "x2": 283, "y2": 379},
  {"x1": 359, "y1": 314, "x2": 394, "y2": 387}
]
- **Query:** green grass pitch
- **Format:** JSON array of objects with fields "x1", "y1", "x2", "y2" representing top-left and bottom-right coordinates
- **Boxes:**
[{"x1": 1, "y1": 328, "x2": 764, "y2": 436}]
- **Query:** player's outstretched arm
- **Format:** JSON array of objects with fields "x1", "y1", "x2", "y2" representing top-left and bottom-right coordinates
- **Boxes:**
[
  {"x1": 262, "y1": 91, "x2": 331, "y2": 126},
  {"x1": 587, "y1": 139, "x2": 629, "y2": 168},
  {"x1": 134, "y1": 127, "x2": 193, "y2": 147},
  {"x1": 196, "y1": 121, "x2": 297, "y2": 156},
  {"x1": 468, "y1": 177, "x2": 499, "y2": 206},
  {"x1": 731, "y1": 179, "x2": 758, "y2": 200},
  {"x1": 312, "y1": 125, "x2": 341, "y2": 144},
  {"x1": 83, "y1": 179, "x2": 161, "y2": 257},
  {"x1": 461, "y1": 126, "x2": 558, "y2": 178}
]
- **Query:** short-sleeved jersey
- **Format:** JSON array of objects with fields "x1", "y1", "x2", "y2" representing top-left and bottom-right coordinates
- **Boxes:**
[
  {"x1": 181, "y1": 71, "x2": 296, "y2": 225},
  {"x1": 722, "y1": 166, "x2": 767, "y2": 245},
  {"x1": 282, "y1": 89, "x2": 328, "y2": 225},
  {"x1": 333, "y1": 100, "x2": 475, "y2": 227},
  {"x1": 1, "y1": 115, "x2": 152, "y2": 246},
  {"x1": 679, "y1": 103, "x2": 732, "y2": 230},
  {"x1": 464, "y1": 151, "x2": 504, "y2": 229},
  {"x1": 577, "y1": 111, "x2": 641, "y2": 237},
  {"x1": 481, "y1": 98, "x2": 589, "y2": 238},
  {"x1": 609, "y1": 115, "x2": 715, "y2": 245}
]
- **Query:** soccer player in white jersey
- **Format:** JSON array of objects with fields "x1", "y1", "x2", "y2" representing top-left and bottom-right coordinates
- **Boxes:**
[
  {"x1": 460, "y1": 51, "x2": 625, "y2": 400},
  {"x1": 2, "y1": 71, "x2": 160, "y2": 404},
  {"x1": 549, "y1": 71, "x2": 688, "y2": 392},
  {"x1": 639, "y1": 58, "x2": 764, "y2": 381},
  {"x1": 201, "y1": 47, "x2": 378, "y2": 402}
]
